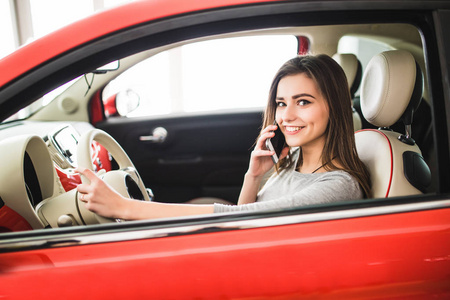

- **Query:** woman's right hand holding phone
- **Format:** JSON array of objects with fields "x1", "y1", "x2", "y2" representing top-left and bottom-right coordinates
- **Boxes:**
[
  {"x1": 247, "y1": 124, "x2": 289, "y2": 179},
  {"x1": 237, "y1": 124, "x2": 289, "y2": 205}
]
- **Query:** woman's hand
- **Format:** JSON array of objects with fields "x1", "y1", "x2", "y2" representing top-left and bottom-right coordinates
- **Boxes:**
[
  {"x1": 237, "y1": 124, "x2": 289, "y2": 205},
  {"x1": 247, "y1": 124, "x2": 289, "y2": 179},
  {"x1": 76, "y1": 168, "x2": 130, "y2": 219}
]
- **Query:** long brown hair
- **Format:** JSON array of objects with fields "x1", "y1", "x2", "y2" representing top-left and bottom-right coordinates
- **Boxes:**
[{"x1": 262, "y1": 55, "x2": 371, "y2": 198}]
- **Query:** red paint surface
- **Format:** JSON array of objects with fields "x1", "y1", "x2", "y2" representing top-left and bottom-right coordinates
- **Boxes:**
[
  {"x1": 91, "y1": 141, "x2": 112, "y2": 172},
  {"x1": 55, "y1": 167, "x2": 81, "y2": 192},
  {"x1": 0, "y1": 206, "x2": 33, "y2": 232},
  {"x1": 0, "y1": 0, "x2": 277, "y2": 89},
  {"x1": 89, "y1": 90, "x2": 105, "y2": 126},
  {"x1": 103, "y1": 94, "x2": 118, "y2": 117},
  {"x1": 297, "y1": 36, "x2": 310, "y2": 55},
  {"x1": 1, "y1": 207, "x2": 449, "y2": 298}
]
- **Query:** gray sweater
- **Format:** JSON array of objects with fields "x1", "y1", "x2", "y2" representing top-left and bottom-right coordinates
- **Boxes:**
[{"x1": 214, "y1": 156, "x2": 363, "y2": 213}]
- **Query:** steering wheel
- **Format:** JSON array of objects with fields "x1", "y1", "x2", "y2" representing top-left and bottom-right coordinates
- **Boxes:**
[{"x1": 77, "y1": 129, "x2": 151, "y2": 224}]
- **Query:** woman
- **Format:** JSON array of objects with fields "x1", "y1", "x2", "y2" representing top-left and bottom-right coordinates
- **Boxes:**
[{"x1": 77, "y1": 55, "x2": 371, "y2": 220}]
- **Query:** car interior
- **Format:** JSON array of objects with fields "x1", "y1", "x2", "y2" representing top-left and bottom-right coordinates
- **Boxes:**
[{"x1": 0, "y1": 18, "x2": 439, "y2": 232}]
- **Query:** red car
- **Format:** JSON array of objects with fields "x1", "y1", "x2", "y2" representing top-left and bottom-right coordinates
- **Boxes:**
[{"x1": 0, "y1": 0, "x2": 449, "y2": 298}]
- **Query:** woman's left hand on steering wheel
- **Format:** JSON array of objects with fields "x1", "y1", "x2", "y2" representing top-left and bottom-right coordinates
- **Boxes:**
[{"x1": 76, "y1": 168, "x2": 129, "y2": 219}]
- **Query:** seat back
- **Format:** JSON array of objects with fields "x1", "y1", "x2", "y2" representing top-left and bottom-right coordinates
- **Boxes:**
[
  {"x1": 355, "y1": 50, "x2": 431, "y2": 198},
  {"x1": 333, "y1": 53, "x2": 363, "y2": 131},
  {"x1": 332, "y1": 53, "x2": 363, "y2": 98}
]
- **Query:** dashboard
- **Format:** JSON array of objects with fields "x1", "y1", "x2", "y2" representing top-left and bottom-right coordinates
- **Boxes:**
[
  {"x1": 49, "y1": 125, "x2": 80, "y2": 168},
  {"x1": 0, "y1": 121, "x2": 112, "y2": 232}
]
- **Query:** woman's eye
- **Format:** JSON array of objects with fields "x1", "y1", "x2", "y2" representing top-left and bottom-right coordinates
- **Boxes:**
[
  {"x1": 276, "y1": 102, "x2": 286, "y2": 107},
  {"x1": 298, "y1": 100, "x2": 311, "y2": 106}
]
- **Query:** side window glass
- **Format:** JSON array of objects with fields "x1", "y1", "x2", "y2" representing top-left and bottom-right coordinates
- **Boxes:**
[
  {"x1": 103, "y1": 35, "x2": 297, "y2": 117},
  {"x1": 337, "y1": 36, "x2": 393, "y2": 95}
]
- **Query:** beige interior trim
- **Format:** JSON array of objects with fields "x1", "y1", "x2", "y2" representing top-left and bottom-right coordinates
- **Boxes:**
[{"x1": 0, "y1": 135, "x2": 57, "y2": 229}]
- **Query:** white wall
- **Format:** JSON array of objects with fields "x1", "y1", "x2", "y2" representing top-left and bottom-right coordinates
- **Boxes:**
[{"x1": 0, "y1": 0, "x2": 134, "y2": 59}]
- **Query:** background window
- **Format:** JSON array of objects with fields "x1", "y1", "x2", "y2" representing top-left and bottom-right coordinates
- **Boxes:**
[
  {"x1": 103, "y1": 35, "x2": 298, "y2": 117},
  {"x1": 29, "y1": 0, "x2": 94, "y2": 39},
  {"x1": 338, "y1": 36, "x2": 393, "y2": 95},
  {"x1": 0, "y1": 0, "x2": 135, "y2": 59},
  {"x1": 0, "y1": 1, "x2": 17, "y2": 58}
]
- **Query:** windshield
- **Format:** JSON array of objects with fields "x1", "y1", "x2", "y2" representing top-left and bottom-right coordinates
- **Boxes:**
[{"x1": 2, "y1": 77, "x2": 80, "y2": 123}]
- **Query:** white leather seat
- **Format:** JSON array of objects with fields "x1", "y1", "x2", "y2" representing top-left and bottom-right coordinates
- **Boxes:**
[
  {"x1": 332, "y1": 53, "x2": 362, "y2": 98},
  {"x1": 333, "y1": 53, "x2": 363, "y2": 131},
  {"x1": 187, "y1": 197, "x2": 233, "y2": 205},
  {"x1": 355, "y1": 50, "x2": 431, "y2": 198}
]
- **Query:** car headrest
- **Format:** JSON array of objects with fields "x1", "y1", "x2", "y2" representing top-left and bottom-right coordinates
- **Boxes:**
[
  {"x1": 332, "y1": 53, "x2": 362, "y2": 98},
  {"x1": 360, "y1": 50, "x2": 423, "y2": 128}
]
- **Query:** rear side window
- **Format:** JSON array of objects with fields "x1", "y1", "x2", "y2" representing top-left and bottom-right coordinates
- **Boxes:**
[
  {"x1": 102, "y1": 35, "x2": 298, "y2": 117},
  {"x1": 337, "y1": 36, "x2": 393, "y2": 95}
]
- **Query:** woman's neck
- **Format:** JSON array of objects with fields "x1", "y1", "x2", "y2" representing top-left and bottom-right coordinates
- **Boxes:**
[{"x1": 297, "y1": 141, "x2": 327, "y2": 173}]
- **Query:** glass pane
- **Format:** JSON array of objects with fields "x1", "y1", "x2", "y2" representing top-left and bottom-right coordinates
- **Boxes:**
[
  {"x1": 0, "y1": 1, "x2": 16, "y2": 59},
  {"x1": 104, "y1": 0, "x2": 135, "y2": 8},
  {"x1": 338, "y1": 36, "x2": 393, "y2": 95},
  {"x1": 104, "y1": 50, "x2": 172, "y2": 116},
  {"x1": 30, "y1": 0, "x2": 94, "y2": 38},
  {"x1": 104, "y1": 35, "x2": 297, "y2": 117},
  {"x1": 338, "y1": 36, "x2": 393, "y2": 70},
  {"x1": 182, "y1": 35, "x2": 297, "y2": 112}
]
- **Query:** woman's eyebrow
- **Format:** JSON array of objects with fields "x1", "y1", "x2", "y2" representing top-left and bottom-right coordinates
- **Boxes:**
[
  {"x1": 292, "y1": 93, "x2": 316, "y2": 99},
  {"x1": 276, "y1": 93, "x2": 316, "y2": 100}
]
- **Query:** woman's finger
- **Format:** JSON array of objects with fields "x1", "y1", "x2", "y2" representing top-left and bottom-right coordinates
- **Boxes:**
[
  {"x1": 79, "y1": 192, "x2": 88, "y2": 202},
  {"x1": 75, "y1": 167, "x2": 99, "y2": 182},
  {"x1": 252, "y1": 148, "x2": 275, "y2": 158},
  {"x1": 255, "y1": 131, "x2": 276, "y2": 150},
  {"x1": 76, "y1": 183, "x2": 91, "y2": 194},
  {"x1": 259, "y1": 124, "x2": 277, "y2": 137}
]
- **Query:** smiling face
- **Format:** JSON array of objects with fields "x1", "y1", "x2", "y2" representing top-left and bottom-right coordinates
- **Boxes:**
[{"x1": 275, "y1": 73, "x2": 330, "y2": 152}]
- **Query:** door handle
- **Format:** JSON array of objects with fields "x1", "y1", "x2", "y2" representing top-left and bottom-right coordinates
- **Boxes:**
[{"x1": 139, "y1": 127, "x2": 168, "y2": 143}]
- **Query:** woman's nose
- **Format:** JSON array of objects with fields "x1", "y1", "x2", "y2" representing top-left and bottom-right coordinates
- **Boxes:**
[{"x1": 280, "y1": 104, "x2": 297, "y2": 123}]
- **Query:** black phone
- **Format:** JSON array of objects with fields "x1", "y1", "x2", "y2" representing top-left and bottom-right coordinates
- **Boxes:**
[{"x1": 265, "y1": 123, "x2": 286, "y2": 164}]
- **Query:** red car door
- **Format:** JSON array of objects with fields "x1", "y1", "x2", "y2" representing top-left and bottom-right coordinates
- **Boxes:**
[{"x1": 1, "y1": 200, "x2": 449, "y2": 299}]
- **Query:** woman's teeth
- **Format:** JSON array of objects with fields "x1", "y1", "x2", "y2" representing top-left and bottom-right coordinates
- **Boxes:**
[{"x1": 286, "y1": 126, "x2": 301, "y2": 132}]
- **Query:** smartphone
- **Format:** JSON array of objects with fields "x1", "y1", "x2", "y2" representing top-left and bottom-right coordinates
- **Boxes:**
[{"x1": 265, "y1": 122, "x2": 286, "y2": 164}]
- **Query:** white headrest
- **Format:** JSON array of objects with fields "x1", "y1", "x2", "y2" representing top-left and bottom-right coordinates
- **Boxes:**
[
  {"x1": 360, "y1": 50, "x2": 417, "y2": 127},
  {"x1": 332, "y1": 53, "x2": 359, "y2": 90}
]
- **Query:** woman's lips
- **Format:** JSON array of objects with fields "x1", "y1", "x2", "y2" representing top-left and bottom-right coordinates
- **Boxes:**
[{"x1": 284, "y1": 126, "x2": 304, "y2": 135}]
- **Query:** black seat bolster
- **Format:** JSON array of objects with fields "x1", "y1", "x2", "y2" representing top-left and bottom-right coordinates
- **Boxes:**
[{"x1": 403, "y1": 151, "x2": 431, "y2": 193}]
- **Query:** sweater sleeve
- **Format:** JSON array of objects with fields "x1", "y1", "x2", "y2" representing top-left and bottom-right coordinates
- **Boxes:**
[{"x1": 213, "y1": 171, "x2": 362, "y2": 213}]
